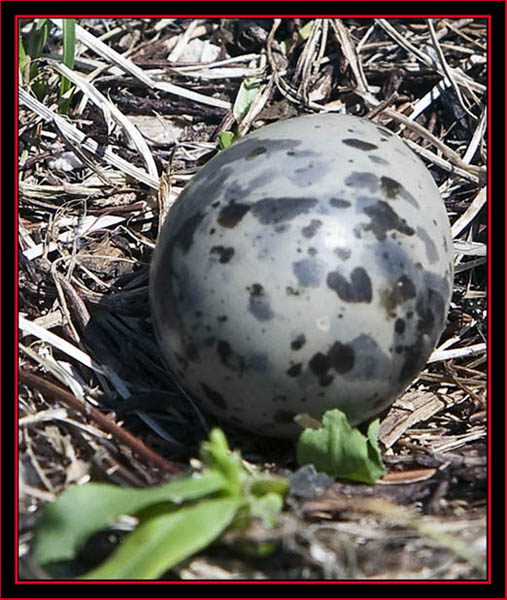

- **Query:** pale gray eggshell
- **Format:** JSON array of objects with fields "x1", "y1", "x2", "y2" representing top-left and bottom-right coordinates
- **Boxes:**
[{"x1": 150, "y1": 113, "x2": 454, "y2": 438}]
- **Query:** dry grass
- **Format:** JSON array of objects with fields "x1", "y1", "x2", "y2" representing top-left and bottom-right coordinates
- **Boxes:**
[{"x1": 18, "y1": 17, "x2": 487, "y2": 580}]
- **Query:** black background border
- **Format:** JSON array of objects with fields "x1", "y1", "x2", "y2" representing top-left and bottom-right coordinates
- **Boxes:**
[{"x1": 3, "y1": 2, "x2": 504, "y2": 598}]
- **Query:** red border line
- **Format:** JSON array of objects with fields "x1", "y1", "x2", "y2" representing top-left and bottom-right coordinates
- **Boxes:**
[{"x1": 14, "y1": 14, "x2": 492, "y2": 586}]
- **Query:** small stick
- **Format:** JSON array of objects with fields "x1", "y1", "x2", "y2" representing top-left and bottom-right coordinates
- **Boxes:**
[{"x1": 19, "y1": 369, "x2": 181, "y2": 475}]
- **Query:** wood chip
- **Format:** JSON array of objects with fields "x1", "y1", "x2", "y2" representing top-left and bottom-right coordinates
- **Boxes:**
[
  {"x1": 379, "y1": 391, "x2": 445, "y2": 448},
  {"x1": 378, "y1": 468, "x2": 437, "y2": 484}
]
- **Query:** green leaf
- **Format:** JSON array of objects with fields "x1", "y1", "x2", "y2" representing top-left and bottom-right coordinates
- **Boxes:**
[
  {"x1": 218, "y1": 131, "x2": 236, "y2": 150},
  {"x1": 33, "y1": 470, "x2": 227, "y2": 565},
  {"x1": 33, "y1": 427, "x2": 289, "y2": 580},
  {"x1": 365, "y1": 417, "x2": 385, "y2": 473},
  {"x1": 248, "y1": 491, "x2": 284, "y2": 528},
  {"x1": 233, "y1": 78, "x2": 260, "y2": 123},
  {"x1": 59, "y1": 19, "x2": 76, "y2": 113},
  {"x1": 80, "y1": 497, "x2": 243, "y2": 580},
  {"x1": 28, "y1": 19, "x2": 50, "y2": 60},
  {"x1": 249, "y1": 476, "x2": 289, "y2": 498},
  {"x1": 298, "y1": 20, "x2": 316, "y2": 41},
  {"x1": 23, "y1": 18, "x2": 50, "y2": 97},
  {"x1": 296, "y1": 409, "x2": 386, "y2": 484},
  {"x1": 62, "y1": 19, "x2": 76, "y2": 70},
  {"x1": 200, "y1": 428, "x2": 244, "y2": 495},
  {"x1": 18, "y1": 30, "x2": 28, "y2": 74}
]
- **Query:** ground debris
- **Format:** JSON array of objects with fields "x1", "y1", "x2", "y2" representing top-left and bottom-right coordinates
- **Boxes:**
[{"x1": 18, "y1": 16, "x2": 488, "y2": 581}]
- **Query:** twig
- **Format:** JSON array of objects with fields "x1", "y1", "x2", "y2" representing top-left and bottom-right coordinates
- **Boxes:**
[
  {"x1": 19, "y1": 370, "x2": 181, "y2": 474},
  {"x1": 428, "y1": 343, "x2": 486, "y2": 363},
  {"x1": 451, "y1": 188, "x2": 487, "y2": 238},
  {"x1": 19, "y1": 88, "x2": 160, "y2": 189},
  {"x1": 50, "y1": 61, "x2": 158, "y2": 180},
  {"x1": 330, "y1": 19, "x2": 369, "y2": 93},
  {"x1": 426, "y1": 19, "x2": 477, "y2": 121},
  {"x1": 19, "y1": 314, "x2": 105, "y2": 374},
  {"x1": 375, "y1": 19, "x2": 485, "y2": 94},
  {"x1": 50, "y1": 19, "x2": 230, "y2": 110}
]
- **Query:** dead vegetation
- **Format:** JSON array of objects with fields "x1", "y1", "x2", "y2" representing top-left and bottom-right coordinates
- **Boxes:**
[{"x1": 18, "y1": 17, "x2": 487, "y2": 580}]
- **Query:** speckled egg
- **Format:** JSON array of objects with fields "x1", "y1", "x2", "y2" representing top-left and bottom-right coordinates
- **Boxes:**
[{"x1": 150, "y1": 113, "x2": 454, "y2": 438}]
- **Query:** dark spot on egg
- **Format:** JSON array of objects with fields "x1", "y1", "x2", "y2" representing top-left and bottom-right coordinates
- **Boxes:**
[
  {"x1": 309, "y1": 352, "x2": 330, "y2": 376},
  {"x1": 301, "y1": 219, "x2": 323, "y2": 238},
  {"x1": 251, "y1": 196, "x2": 318, "y2": 225},
  {"x1": 328, "y1": 341, "x2": 355, "y2": 374},
  {"x1": 216, "y1": 339, "x2": 245, "y2": 373},
  {"x1": 327, "y1": 267, "x2": 372, "y2": 303},
  {"x1": 308, "y1": 352, "x2": 334, "y2": 386},
  {"x1": 289, "y1": 161, "x2": 330, "y2": 187},
  {"x1": 200, "y1": 382, "x2": 227, "y2": 410},
  {"x1": 416, "y1": 226, "x2": 439, "y2": 264},
  {"x1": 380, "y1": 176, "x2": 402, "y2": 199},
  {"x1": 309, "y1": 341, "x2": 356, "y2": 384},
  {"x1": 217, "y1": 340, "x2": 231, "y2": 364},
  {"x1": 329, "y1": 197, "x2": 352, "y2": 208},
  {"x1": 291, "y1": 334, "x2": 306, "y2": 350},
  {"x1": 211, "y1": 137, "x2": 300, "y2": 168},
  {"x1": 246, "y1": 352, "x2": 269, "y2": 372},
  {"x1": 380, "y1": 274, "x2": 417, "y2": 314},
  {"x1": 286, "y1": 363, "x2": 302, "y2": 377},
  {"x1": 334, "y1": 247, "x2": 351, "y2": 261},
  {"x1": 400, "y1": 188, "x2": 419, "y2": 208},
  {"x1": 217, "y1": 200, "x2": 250, "y2": 228},
  {"x1": 210, "y1": 245, "x2": 235, "y2": 264},
  {"x1": 395, "y1": 318, "x2": 406, "y2": 334},
  {"x1": 369, "y1": 155, "x2": 389, "y2": 165},
  {"x1": 247, "y1": 146, "x2": 267, "y2": 160},
  {"x1": 286, "y1": 286, "x2": 301, "y2": 296},
  {"x1": 345, "y1": 171, "x2": 379, "y2": 193},
  {"x1": 342, "y1": 334, "x2": 391, "y2": 381},
  {"x1": 363, "y1": 200, "x2": 415, "y2": 241},
  {"x1": 247, "y1": 283, "x2": 274, "y2": 321},
  {"x1": 287, "y1": 149, "x2": 318, "y2": 159},
  {"x1": 292, "y1": 258, "x2": 325, "y2": 287},
  {"x1": 342, "y1": 138, "x2": 379, "y2": 151}
]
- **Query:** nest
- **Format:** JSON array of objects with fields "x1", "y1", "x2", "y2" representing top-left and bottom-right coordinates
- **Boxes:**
[{"x1": 18, "y1": 17, "x2": 487, "y2": 580}]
